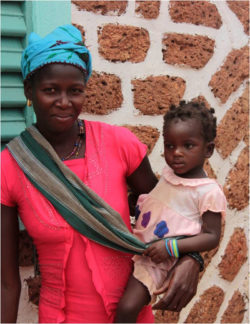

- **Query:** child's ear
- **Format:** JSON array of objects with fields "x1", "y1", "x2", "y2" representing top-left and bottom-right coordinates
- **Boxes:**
[
  {"x1": 205, "y1": 142, "x2": 215, "y2": 158},
  {"x1": 23, "y1": 79, "x2": 33, "y2": 101}
]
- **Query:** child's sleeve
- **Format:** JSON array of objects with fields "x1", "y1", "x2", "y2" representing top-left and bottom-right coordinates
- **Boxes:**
[{"x1": 199, "y1": 184, "x2": 227, "y2": 219}]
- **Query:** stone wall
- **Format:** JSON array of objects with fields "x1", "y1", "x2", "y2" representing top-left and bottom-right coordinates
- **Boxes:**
[{"x1": 17, "y1": 1, "x2": 249, "y2": 323}]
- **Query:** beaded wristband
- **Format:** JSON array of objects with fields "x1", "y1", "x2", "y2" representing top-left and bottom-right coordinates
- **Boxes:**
[{"x1": 186, "y1": 252, "x2": 204, "y2": 272}]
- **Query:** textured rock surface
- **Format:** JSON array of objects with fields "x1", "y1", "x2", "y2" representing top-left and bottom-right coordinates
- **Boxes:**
[
  {"x1": 218, "y1": 228, "x2": 247, "y2": 281},
  {"x1": 215, "y1": 85, "x2": 249, "y2": 159},
  {"x1": 135, "y1": 0, "x2": 160, "y2": 19},
  {"x1": 155, "y1": 310, "x2": 179, "y2": 323},
  {"x1": 185, "y1": 286, "x2": 224, "y2": 323},
  {"x1": 123, "y1": 125, "x2": 160, "y2": 155},
  {"x1": 132, "y1": 75, "x2": 186, "y2": 115},
  {"x1": 223, "y1": 146, "x2": 249, "y2": 210},
  {"x1": 209, "y1": 46, "x2": 249, "y2": 103},
  {"x1": 227, "y1": 0, "x2": 249, "y2": 34},
  {"x1": 169, "y1": 1, "x2": 222, "y2": 29},
  {"x1": 82, "y1": 72, "x2": 123, "y2": 114},
  {"x1": 162, "y1": 33, "x2": 215, "y2": 69},
  {"x1": 72, "y1": 0, "x2": 127, "y2": 16},
  {"x1": 221, "y1": 290, "x2": 247, "y2": 323},
  {"x1": 98, "y1": 24, "x2": 150, "y2": 63}
]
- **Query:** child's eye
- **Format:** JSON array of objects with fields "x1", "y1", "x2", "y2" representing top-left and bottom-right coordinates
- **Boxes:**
[
  {"x1": 185, "y1": 143, "x2": 194, "y2": 149},
  {"x1": 165, "y1": 144, "x2": 174, "y2": 150}
]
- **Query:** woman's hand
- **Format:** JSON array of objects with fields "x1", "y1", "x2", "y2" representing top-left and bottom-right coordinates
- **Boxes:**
[
  {"x1": 144, "y1": 240, "x2": 169, "y2": 264},
  {"x1": 152, "y1": 255, "x2": 200, "y2": 312}
]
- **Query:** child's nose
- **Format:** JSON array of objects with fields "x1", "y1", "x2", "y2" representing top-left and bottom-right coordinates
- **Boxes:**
[{"x1": 173, "y1": 147, "x2": 183, "y2": 156}]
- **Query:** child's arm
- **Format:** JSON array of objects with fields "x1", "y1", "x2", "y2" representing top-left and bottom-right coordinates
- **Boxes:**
[
  {"x1": 178, "y1": 211, "x2": 221, "y2": 253},
  {"x1": 144, "y1": 211, "x2": 221, "y2": 264}
]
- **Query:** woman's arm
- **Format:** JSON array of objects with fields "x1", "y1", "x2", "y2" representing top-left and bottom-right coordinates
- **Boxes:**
[
  {"x1": 126, "y1": 155, "x2": 158, "y2": 195},
  {"x1": 127, "y1": 155, "x2": 158, "y2": 216},
  {"x1": 127, "y1": 156, "x2": 201, "y2": 312},
  {"x1": 1, "y1": 204, "x2": 21, "y2": 323}
]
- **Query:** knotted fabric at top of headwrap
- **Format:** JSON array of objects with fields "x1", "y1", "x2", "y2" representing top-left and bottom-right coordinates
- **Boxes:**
[{"x1": 21, "y1": 24, "x2": 92, "y2": 82}]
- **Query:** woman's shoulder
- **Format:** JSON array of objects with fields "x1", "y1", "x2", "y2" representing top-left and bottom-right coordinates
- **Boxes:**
[
  {"x1": 1, "y1": 147, "x2": 18, "y2": 173},
  {"x1": 85, "y1": 119, "x2": 141, "y2": 144},
  {"x1": 1, "y1": 147, "x2": 14, "y2": 163},
  {"x1": 85, "y1": 119, "x2": 132, "y2": 134}
]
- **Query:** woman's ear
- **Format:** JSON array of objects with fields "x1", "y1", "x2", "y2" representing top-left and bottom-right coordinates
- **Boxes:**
[
  {"x1": 23, "y1": 79, "x2": 33, "y2": 100},
  {"x1": 205, "y1": 142, "x2": 215, "y2": 158}
]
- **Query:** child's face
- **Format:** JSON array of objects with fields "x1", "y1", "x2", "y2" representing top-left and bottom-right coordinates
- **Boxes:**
[{"x1": 164, "y1": 118, "x2": 213, "y2": 178}]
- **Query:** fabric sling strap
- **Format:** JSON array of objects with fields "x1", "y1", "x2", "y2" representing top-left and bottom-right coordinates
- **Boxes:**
[{"x1": 7, "y1": 125, "x2": 147, "y2": 254}]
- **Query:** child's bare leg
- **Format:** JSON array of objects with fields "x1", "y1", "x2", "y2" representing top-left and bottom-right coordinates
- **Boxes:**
[{"x1": 115, "y1": 275, "x2": 151, "y2": 323}]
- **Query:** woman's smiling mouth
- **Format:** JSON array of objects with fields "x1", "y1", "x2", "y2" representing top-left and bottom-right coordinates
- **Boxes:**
[{"x1": 52, "y1": 114, "x2": 74, "y2": 121}]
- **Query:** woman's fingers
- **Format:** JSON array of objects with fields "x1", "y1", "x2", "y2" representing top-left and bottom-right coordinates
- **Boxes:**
[
  {"x1": 152, "y1": 255, "x2": 200, "y2": 312},
  {"x1": 153, "y1": 267, "x2": 173, "y2": 296},
  {"x1": 152, "y1": 273, "x2": 174, "y2": 310}
]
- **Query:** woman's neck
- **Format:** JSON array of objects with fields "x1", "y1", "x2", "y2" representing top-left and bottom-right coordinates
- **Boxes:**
[
  {"x1": 35, "y1": 121, "x2": 78, "y2": 145},
  {"x1": 35, "y1": 121, "x2": 85, "y2": 160}
]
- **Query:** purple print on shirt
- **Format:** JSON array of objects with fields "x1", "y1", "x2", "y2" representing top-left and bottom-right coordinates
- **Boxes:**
[
  {"x1": 141, "y1": 211, "x2": 151, "y2": 228},
  {"x1": 154, "y1": 221, "x2": 169, "y2": 238}
]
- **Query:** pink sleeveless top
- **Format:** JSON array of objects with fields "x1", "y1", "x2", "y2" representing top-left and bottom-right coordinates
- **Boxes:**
[{"x1": 1, "y1": 120, "x2": 154, "y2": 323}]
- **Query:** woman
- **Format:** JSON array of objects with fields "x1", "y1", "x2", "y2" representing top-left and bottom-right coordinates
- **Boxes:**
[{"x1": 1, "y1": 25, "x2": 201, "y2": 323}]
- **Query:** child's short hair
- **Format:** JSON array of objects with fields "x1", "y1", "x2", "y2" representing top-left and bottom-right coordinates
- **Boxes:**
[{"x1": 163, "y1": 100, "x2": 217, "y2": 142}]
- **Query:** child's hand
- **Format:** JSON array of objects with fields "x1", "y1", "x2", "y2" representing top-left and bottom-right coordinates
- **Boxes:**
[{"x1": 144, "y1": 240, "x2": 169, "y2": 264}]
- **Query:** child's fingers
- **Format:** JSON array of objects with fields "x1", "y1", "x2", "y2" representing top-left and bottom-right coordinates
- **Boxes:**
[{"x1": 144, "y1": 246, "x2": 155, "y2": 256}]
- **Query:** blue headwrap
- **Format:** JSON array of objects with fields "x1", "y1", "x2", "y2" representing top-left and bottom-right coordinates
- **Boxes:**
[{"x1": 21, "y1": 24, "x2": 92, "y2": 82}]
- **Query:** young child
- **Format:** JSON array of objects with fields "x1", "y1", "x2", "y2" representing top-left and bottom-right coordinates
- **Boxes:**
[{"x1": 115, "y1": 100, "x2": 227, "y2": 323}]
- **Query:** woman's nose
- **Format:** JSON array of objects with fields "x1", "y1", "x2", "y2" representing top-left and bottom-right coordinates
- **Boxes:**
[{"x1": 57, "y1": 93, "x2": 71, "y2": 108}]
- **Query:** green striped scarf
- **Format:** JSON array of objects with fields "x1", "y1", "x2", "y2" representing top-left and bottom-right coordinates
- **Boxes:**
[{"x1": 7, "y1": 126, "x2": 147, "y2": 254}]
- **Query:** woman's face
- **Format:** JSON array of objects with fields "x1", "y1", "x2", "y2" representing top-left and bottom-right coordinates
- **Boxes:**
[{"x1": 25, "y1": 64, "x2": 86, "y2": 134}]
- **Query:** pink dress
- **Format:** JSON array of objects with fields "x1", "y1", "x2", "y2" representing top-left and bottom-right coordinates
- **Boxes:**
[
  {"x1": 1, "y1": 120, "x2": 154, "y2": 323},
  {"x1": 133, "y1": 165, "x2": 227, "y2": 295}
]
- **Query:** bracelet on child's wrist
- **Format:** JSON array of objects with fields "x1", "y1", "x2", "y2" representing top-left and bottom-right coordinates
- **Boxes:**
[
  {"x1": 164, "y1": 236, "x2": 204, "y2": 272},
  {"x1": 185, "y1": 252, "x2": 204, "y2": 272},
  {"x1": 165, "y1": 238, "x2": 179, "y2": 258}
]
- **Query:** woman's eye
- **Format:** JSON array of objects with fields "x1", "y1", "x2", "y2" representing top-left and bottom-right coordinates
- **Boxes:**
[
  {"x1": 43, "y1": 88, "x2": 55, "y2": 93},
  {"x1": 71, "y1": 88, "x2": 84, "y2": 94}
]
